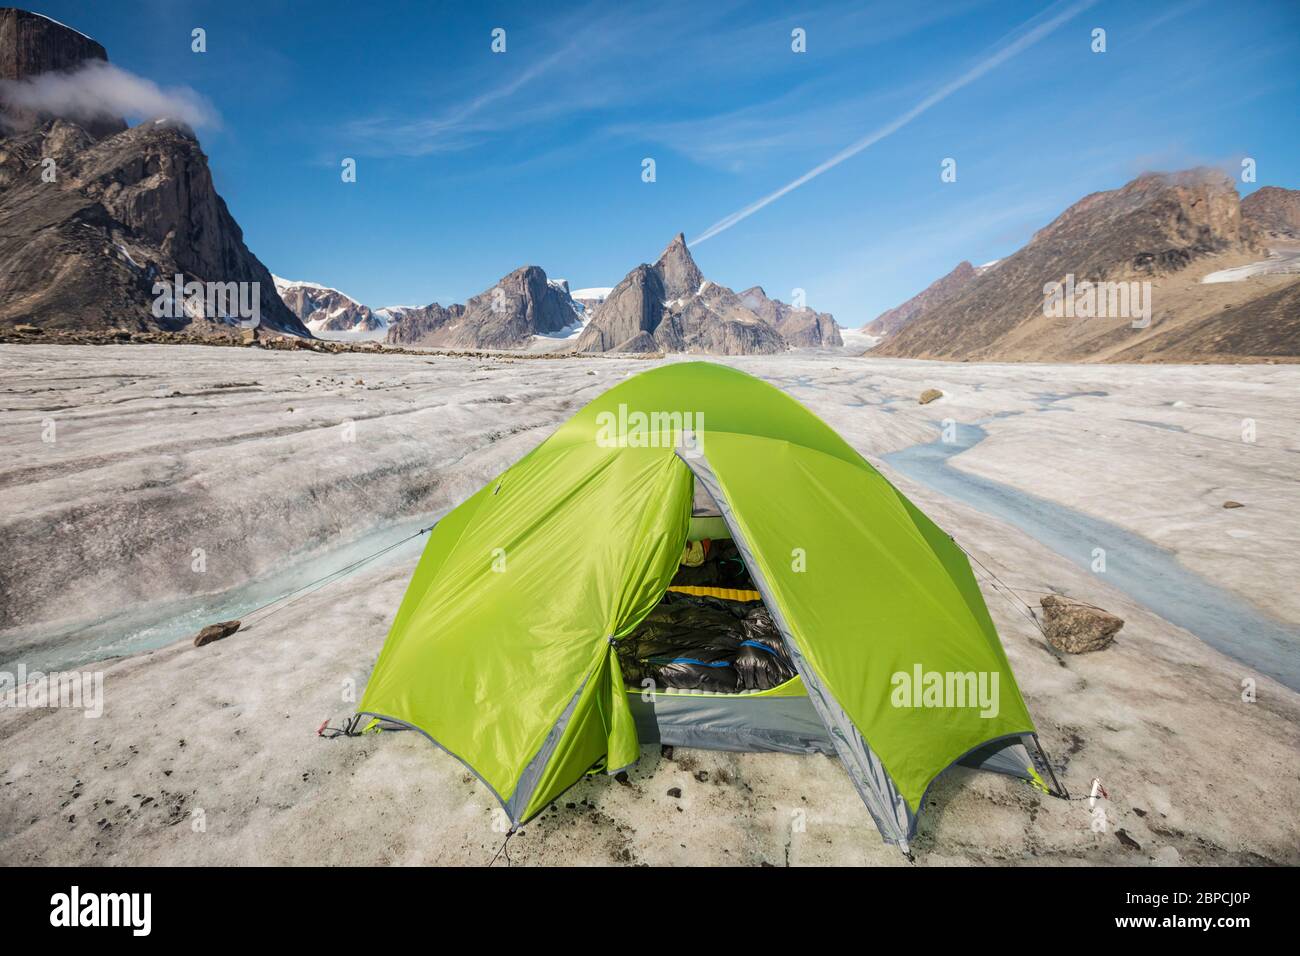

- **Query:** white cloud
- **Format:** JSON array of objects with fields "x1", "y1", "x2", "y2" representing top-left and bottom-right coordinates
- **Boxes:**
[{"x1": 0, "y1": 60, "x2": 220, "y2": 130}]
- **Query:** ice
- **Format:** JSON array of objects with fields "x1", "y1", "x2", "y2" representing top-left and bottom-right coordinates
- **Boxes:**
[
  {"x1": 1, "y1": 344, "x2": 1298, "y2": 865},
  {"x1": 570, "y1": 287, "x2": 613, "y2": 301},
  {"x1": 1201, "y1": 247, "x2": 1300, "y2": 284}
]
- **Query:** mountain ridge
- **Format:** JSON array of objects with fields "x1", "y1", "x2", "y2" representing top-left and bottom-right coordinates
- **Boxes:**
[
  {"x1": 869, "y1": 169, "x2": 1298, "y2": 363},
  {"x1": 384, "y1": 264, "x2": 581, "y2": 349}
]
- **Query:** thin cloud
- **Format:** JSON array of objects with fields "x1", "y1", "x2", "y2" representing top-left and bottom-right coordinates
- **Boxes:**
[
  {"x1": 346, "y1": 40, "x2": 583, "y2": 157},
  {"x1": 341, "y1": 2, "x2": 635, "y2": 158},
  {"x1": 614, "y1": 78, "x2": 930, "y2": 173},
  {"x1": 0, "y1": 60, "x2": 220, "y2": 129},
  {"x1": 339, "y1": 1, "x2": 988, "y2": 161},
  {"x1": 690, "y1": 0, "x2": 1098, "y2": 245}
]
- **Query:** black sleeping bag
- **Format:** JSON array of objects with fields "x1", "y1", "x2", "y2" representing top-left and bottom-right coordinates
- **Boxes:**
[
  {"x1": 618, "y1": 592, "x2": 795, "y2": 693},
  {"x1": 734, "y1": 607, "x2": 796, "y2": 690},
  {"x1": 616, "y1": 593, "x2": 742, "y2": 686},
  {"x1": 655, "y1": 646, "x2": 740, "y2": 693}
]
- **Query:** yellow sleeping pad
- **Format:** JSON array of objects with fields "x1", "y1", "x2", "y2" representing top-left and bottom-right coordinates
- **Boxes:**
[{"x1": 667, "y1": 585, "x2": 762, "y2": 603}]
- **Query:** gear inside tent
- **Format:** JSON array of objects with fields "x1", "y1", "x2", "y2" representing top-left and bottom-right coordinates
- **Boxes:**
[{"x1": 353, "y1": 362, "x2": 1061, "y2": 853}]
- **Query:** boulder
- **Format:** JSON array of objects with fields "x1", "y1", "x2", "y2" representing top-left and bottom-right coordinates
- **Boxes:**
[
  {"x1": 1039, "y1": 595, "x2": 1123, "y2": 653},
  {"x1": 1222, "y1": 500, "x2": 1244, "y2": 509},
  {"x1": 919, "y1": 388, "x2": 943, "y2": 405},
  {"x1": 193, "y1": 619, "x2": 241, "y2": 648}
]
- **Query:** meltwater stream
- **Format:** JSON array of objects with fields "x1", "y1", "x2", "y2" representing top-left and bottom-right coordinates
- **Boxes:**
[
  {"x1": 1, "y1": 515, "x2": 439, "y2": 676},
  {"x1": 884, "y1": 423, "x2": 1300, "y2": 691}
]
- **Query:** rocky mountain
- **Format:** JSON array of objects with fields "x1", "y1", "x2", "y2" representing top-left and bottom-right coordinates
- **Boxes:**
[
  {"x1": 382, "y1": 303, "x2": 465, "y2": 346},
  {"x1": 384, "y1": 264, "x2": 580, "y2": 349},
  {"x1": 1242, "y1": 186, "x2": 1300, "y2": 239},
  {"x1": 655, "y1": 232, "x2": 704, "y2": 301},
  {"x1": 575, "y1": 233, "x2": 836, "y2": 354},
  {"x1": 0, "y1": 8, "x2": 308, "y2": 336},
  {"x1": 274, "y1": 277, "x2": 384, "y2": 333},
  {"x1": 863, "y1": 261, "x2": 978, "y2": 338},
  {"x1": 738, "y1": 286, "x2": 842, "y2": 347},
  {"x1": 871, "y1": 169, "x2": 1298, "y2": 363}
]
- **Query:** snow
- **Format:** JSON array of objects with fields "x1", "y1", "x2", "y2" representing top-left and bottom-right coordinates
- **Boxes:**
[
  {"x1": 31, "y1": 12, "x2": 96, "y2": 43},
  {"x1": 532, "y1": 316, "x2": 587, "y2": 342},
  {"x1": 839, "y1": 327, "x2": 881, "y2": 351},
  {"x1": 114, "y1": 243, "x2": 143, "y2": 271},
  {"x1": 374, "y1": 306, "x2": 420, "y2": 326},
  {"x1": 570, "y1": 287, "x2": 613, "y2": 301},
  {"x1": 1201, "y1": 248, "x2": 1300, "y2": 284},
  {"x1": 271, "y1": 275, "x2": 360, "y2": 302},
  {"x1": 310, "y1": 325, "x2": 389, "y2": 343}
]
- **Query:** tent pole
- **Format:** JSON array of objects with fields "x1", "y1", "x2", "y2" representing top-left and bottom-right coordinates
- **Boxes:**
[{"x1": 1031, "y1": 733, "x2": 1069, "y2": 799}]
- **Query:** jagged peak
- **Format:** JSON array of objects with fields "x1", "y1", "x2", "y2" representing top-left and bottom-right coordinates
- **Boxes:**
[
  {"x1": 655, "y1": 232, "x2": 696, "y2": 266},
  {"x1": 653, "y1": 231, "x2": 703, "y2": 301},
  {"x1": 656, "y1": 231, "x2": 688, "y2": 254}
]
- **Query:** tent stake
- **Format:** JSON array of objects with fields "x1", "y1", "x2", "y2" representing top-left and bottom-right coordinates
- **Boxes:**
[
  {"x1": 488, "y1": 828, "x2": 516, "y2": 867},
  {"x1": 1032, "y1": 733, "x2": 1069, "y2": 799}
]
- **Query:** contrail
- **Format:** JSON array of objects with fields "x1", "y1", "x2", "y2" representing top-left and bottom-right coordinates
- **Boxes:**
[{"x1": 690, "y1": 0, "x2": 1097, "y2": 246}]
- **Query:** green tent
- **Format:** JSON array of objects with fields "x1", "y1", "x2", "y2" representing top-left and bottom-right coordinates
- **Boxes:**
[{"x1": 357, "y1": 362, "x2": 1054, "y2": 852}]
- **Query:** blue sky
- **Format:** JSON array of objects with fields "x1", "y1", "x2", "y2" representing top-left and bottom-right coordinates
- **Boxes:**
[{"x1": 28, "y1": 0, "x2": 1300, "y2": 324}]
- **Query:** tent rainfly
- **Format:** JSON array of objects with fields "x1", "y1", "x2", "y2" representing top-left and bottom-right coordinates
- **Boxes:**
[{"x1": 354, "y1": 362, "x2": 1061, "y2": 854}]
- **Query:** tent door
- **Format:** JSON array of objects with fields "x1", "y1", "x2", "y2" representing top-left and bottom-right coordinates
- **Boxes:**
[{"x1": 675, "y1": 446, "x2": 919, "y2": 850}]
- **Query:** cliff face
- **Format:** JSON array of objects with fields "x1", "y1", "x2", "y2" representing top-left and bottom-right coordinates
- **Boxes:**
[
  {"x1": 574, "y1": 264, "x2": 665, "y2": 352},
  {"x1": 0, "y1": 8, "x2": 307, "y2": 335},
  {"x1": 383, "y1": 303, "x2": 465, "y2": 345},
  {"x1": 0, "y1": 8, "x2": 125, "y2": 138}
]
